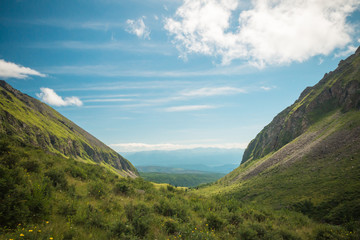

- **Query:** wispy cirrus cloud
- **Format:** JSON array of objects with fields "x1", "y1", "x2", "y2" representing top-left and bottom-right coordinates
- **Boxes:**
[
  {"x1": 20, "y1": 18, "x2": 124, "y2": 31},
  {"x1": 37, "y1": 88, "x2": 83, "y2": 107},
  {"x1": 165, "y1": 0, "x2": 360, "y2": 67},
  {"x1": 44, "y1": 62, "x2": 254, "y2": 78},
  {"x1": 110, "y1": 142, "x2": 248, "y2": 152},
  {"x1": 0, "y1": 59, "x2": 46, "y2": 79},
  {"x1": 126, "y1": 17, "x2": 150, "y2": 39},
  {"x1": 181, "y1": 87, "x2": 246, "y2": 97},
  {"x1": 164, "y1": 105, "x2": 217, "y2": 112}
]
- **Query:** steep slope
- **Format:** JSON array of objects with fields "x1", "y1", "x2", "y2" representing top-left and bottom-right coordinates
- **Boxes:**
[
  {"x1": 0, "y1": 80, "x2": 137, "y2": 177},
  {"x1": 198, "y1": 47, "x2": 360, "y2": 227},
  {"x1": 242, "y1": 46, "x2": 360, "y2": 164}
]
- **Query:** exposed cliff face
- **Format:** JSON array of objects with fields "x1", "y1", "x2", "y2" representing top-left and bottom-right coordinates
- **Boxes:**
[
  {"x1": 242, "y1": 47, "x2": 360, "y2": 164},
  {"x1": 0, "y1": 81, "x2": 138, "y2": 177}
]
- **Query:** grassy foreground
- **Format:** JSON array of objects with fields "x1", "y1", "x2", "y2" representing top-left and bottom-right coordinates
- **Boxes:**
[{"x1": 1, "y1": 137, "x2": 358, "y2": 240}]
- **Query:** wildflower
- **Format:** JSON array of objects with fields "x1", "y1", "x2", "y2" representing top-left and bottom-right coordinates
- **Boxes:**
[
  {"x1": 29, "y1": 230, "x2": 33, "y2": 232},
  {"x1": 38, "y1": 230, "x2": 42, "y2": 233},
  {"x1": 49, "y1": 238, "x2": 54, "y2": 240},
  {"x1": 20, "y1": 234, "x2": 24, "y2": 237},
  {"x1": 46, "y1": 221, "x2": 49, "y2": 224}
]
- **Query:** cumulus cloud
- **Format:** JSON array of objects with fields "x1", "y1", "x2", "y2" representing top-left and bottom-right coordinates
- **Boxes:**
[
  {"x1": 36, "y1": 88, "x2": 83, "y2": 107},
  {"x1": 126, "y1": 17, "x2": 150, "y2": 39},
  {"x1": 164, "y1": 105, "x2": 217, "y2": 112},
  {"x1": 165, "y1": 0, "x2": 360, "y2": 67},
  {"x1": 181, "y1": 87, "x2": 246, "y2": 97},
  {"x1": 0, "y1": 59, "x2": 46, "y2": 79},
  {"x1": 110, "y1": 142, "x2": 248, "y2": 152}
]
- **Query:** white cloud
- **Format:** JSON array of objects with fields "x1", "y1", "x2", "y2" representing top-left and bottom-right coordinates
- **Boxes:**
[
  {"x1": 36, "y1": 88, "x2": 83, "y2": 107},
  {"x1": 0, "y1": 59, "x2": 46, "y2": 79},
  {"x1": 126, "y1": 17, "x2": 151, "y2": 39},
  {"x1": 334, "y1": 45, "x2": 358, "y2": 58},
  {"x1": 260, "y1": 86, "x2": 273, "y2": 91},
  {"x1": 164, "y1": 105, "x2": 217, "y2": 112},
  {"x1": 110, "y1": 142, "x2": 247, "y2": 152},
  {"x1": 181, "y1": 87, "x2": 245, "y2": 97},
  {"x1": 165, "y1": 0, "x2": 360, "y2": 67},
  {"x1": 83, "y1": 98, "x2": 133, "y2": 103}
]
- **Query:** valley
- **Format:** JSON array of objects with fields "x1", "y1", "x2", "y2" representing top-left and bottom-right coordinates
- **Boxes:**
[{"x1": 1, "y1": 42, "x2": 360, "y2": 240}]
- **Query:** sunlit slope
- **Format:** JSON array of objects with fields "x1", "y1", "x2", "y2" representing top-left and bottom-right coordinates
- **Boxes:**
[
  {"x1": 0, "y1": 80, "x2": 137, "y2": 177},
  {"x1": 242, "y1": 47, "x2": 360, "y2": 164},
  {"x1": 198, "y1": 47, "x2": 360, "y2": 225}
]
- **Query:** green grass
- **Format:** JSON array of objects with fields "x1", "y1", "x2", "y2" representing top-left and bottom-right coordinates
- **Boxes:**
[
  {"x1": 197, "y1": 110, "x2": 360, "y2": 233},
  {"x1": 1, "y1": 136, "x2": 357, "y2": 240}
]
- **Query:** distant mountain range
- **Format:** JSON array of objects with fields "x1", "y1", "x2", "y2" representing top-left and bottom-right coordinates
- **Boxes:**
[{"x1": 123, "y1": 148, "x2": 244, "y2": 173}]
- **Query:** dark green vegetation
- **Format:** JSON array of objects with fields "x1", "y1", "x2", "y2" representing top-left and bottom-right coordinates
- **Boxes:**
[
  {"x1": 139, "y1": 171, "x2": 225, "y2": 187},
  {"x1": 0, "y1": 138, "x2": 355, "y2": 240},
  {"x1": 0, "y1": 80, "x2": 137, "y2": 177}
]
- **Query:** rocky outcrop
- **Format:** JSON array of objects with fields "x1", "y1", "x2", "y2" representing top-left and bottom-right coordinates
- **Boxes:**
[
  {"x1": 0, "y1": 81, "x2": 138, "y2": 177},
  {"x1": 242, "y1": 46, "x2": 360, "y2": 164}
]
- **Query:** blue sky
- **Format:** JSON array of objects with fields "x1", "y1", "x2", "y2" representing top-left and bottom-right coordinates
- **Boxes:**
[{"x1": 1, "y1": 0, "x2": 360, "y2": 153}]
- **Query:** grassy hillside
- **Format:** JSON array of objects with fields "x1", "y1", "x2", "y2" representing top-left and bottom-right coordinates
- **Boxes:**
[
  {"x1": 1, "y1": 136, "x2": 356, "y2": 240},
  {"x1": 139, "y1": 172, "x2": 225, "y2": 187},
  {"x1": 198, "y1": 100, "x2": 360, "y2": 236},
  {"x1": 0, "y1": 80, "x2": 137, "y2": 177}
]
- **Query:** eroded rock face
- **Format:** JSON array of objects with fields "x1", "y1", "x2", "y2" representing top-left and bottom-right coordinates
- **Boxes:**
[{"x1": 242, "y1": 47, "x2": 360, "y2": 164}]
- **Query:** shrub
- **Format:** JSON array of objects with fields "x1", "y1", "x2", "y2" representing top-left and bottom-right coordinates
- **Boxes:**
[
  {"x1": 125, "y1": 202, "x2": 152, "y2": 237},
  {"x1": 88, "y1": 181, "x2": 107, "y2": 199},
  {"x1": 45, "y1": 169, "x2": 68, "y2": 190},
  {"x1": 206, "y1": 212, "x2": 224, "y2": 230},
  {"x1": 165, "y1": 219, "x2": 179, "y2": 234},
  {"x1": 21, "y1": 159, "x2": 41, "y2": 173},
  {"x1": 114, "y1": 180, "x2": 132, "y2": 195}
]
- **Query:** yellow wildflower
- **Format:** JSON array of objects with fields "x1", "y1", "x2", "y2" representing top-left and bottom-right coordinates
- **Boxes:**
[
  {"x1": 20, "y1": 233, "x2": 24, "y2": 237},
  {"x1": 38, "y1": 230, "x2": 42, "y2": 233},
  {"x1": 46, "y1": 221, "x2": 49, "y2": 224},
  {"x1": 49, "y1": 238, "x2": 54, "y2": 240},
  {"x1": 29, "y1": 229, "x2": 33, "y2": 232}
]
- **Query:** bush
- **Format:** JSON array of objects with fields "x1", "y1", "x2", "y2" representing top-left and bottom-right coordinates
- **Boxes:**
[
  {"x1": 206, "y1": 212, "x2": 224, "y2": 230},
  {"x1": 45, "y1": 169, "x2": 68, "y2": 190},
  {"x1": 125, "y1": 202, "x2": 152, "y2": 237},
  {"x1": 66, "y1": 166, "x2": 87, "y2": 180},
  {"x1": 164, "y1": 219, "x2": 179, "y2": 234},
  {"x1": 21, "y1": 159, "x2": 41, "y2": 173},
  {"x1": 114, "y1": 180, "x2": 132, "y2": 195},
  {"x1": 88, "y1": 181, "x2": 107, "y2": 199}
]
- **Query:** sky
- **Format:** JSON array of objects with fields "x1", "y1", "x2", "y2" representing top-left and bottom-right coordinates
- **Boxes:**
[{"x1": 0, "y1": 0, "x2": 360, "y2": 153}]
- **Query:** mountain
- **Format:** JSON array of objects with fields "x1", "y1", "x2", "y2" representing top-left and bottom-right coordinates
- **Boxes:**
[
  {"x1": 200, "y1": 47, "x2": 360, "y2": 227},
  {"x1": 242, "y1": 47, "x2": 360, "y2": 164},
  {"x1": 0, "y1": 80, "x2": 137, "y2": 177},
  {"x1": 123, "y1": 148, "x2": 243, "y2": 173}
]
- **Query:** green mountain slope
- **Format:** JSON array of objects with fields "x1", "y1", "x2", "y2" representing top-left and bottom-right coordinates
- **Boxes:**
[
  {"x1": 242, "y1": 47, "x2": 360, "y2": 164},
  {"x1": 199, "y1": 47, "x2": 360, "y2": 228},
  {"x1": 0, "y1": 80, "x2": 137, "y2": 177}
]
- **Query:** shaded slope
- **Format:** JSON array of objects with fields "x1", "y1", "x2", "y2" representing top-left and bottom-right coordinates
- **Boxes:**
[
  {"x1": 242, "y1": 47, "x2": 360, "y2": 164},
  {"x1": 0, "y1": 80, "x2": 137, "y2": 177}
]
